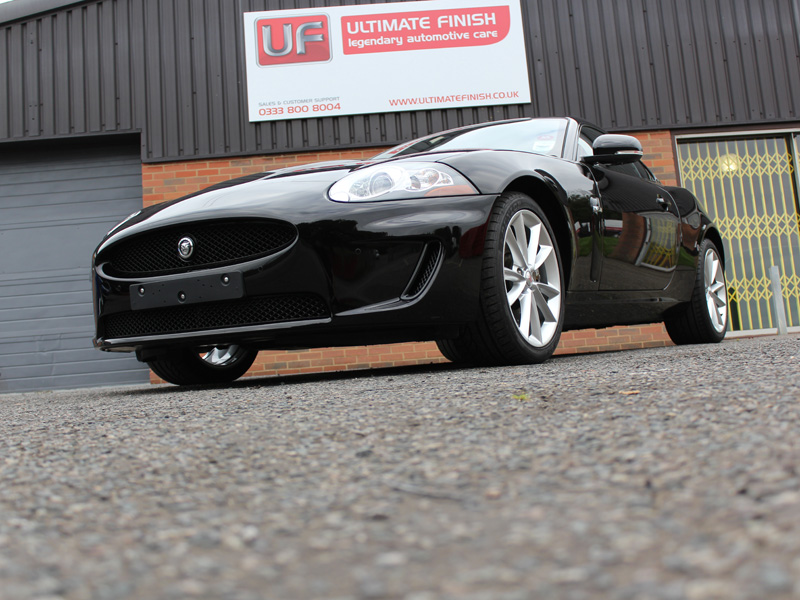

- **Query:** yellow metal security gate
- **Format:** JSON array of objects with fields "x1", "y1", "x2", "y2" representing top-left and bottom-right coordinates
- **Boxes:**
[{"x1": 677, "y1": 134, "x2": 800, "y2": 331}]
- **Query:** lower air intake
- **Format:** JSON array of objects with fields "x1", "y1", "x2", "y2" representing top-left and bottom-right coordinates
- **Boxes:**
[{"x1": 102, "y1": 294, "x2": 329, "y2": 339}]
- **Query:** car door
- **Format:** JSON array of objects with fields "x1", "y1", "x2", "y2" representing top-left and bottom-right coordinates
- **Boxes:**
[{"x1": 578, "y1": 126, "x2": 681, "y2": 291}]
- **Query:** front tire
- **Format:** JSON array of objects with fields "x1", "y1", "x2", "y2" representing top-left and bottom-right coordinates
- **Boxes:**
[
  {"x1": 664, "y1": 239, "x2": 728, "y2": 344},
  {"x1": 437, "y1": 192, "x2": 565, "y2": 365},
  {"x1": 147, "y1": 345, "x2": 258, "y2": 385}
]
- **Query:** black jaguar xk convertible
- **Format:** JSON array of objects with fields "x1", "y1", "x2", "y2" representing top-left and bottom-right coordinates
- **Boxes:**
[{"x1": 92, "y1": 117, "x2": 728, "y2": 385}]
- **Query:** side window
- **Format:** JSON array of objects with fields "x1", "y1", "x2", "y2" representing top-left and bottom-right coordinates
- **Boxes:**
[
  {"x1": 577, "y1": 126, "x2": 603, "y2": 160},
  {"x1": 635, "y1": 161, "x2": 660, "y2": 183},
  {"x1": 577, "y1": 137, "x2": 593, "y2": 159},
  {"x1": 608, "y1": 162, "x2": 642, "y2": 178}
]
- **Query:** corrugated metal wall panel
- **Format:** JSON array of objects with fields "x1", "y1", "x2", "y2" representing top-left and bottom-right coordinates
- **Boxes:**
[
  {"x1": 52, "y1": 12, "x2": 70, "y2": 134},
  {"x1": 1, "y1": 0, "x2": 799, "y2": 161},
  {"x1": 521, "y1": 0, "x2": 800, "y2": 130},
  {"x1": 0, "y1": 28, "x2": 7, "y2": 140},
  {"x1": 6, "y1": 23, "x2": 24, "y2": 138}
]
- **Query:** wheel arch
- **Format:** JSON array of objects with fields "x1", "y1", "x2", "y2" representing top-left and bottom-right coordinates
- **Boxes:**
[
  {"x1": 501, "y1": 175, "x2": 574, "y2": 288},
  {"x1": 702, "y1": 226, "x2": 726, "y2": 267}
]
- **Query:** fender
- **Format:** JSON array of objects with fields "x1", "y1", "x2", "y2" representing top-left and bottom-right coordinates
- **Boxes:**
[{"x1": 439, "y1": 149, "x2": 599, "y2": 292}]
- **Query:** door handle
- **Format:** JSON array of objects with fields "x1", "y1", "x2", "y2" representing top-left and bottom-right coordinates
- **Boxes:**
[{"x1": 656, "y1": 195, "x2": 670, "y2": 211}]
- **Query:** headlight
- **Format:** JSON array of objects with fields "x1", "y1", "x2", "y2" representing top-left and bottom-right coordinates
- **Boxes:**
[{"x1": 328, "y1": 162, "x2": 477, "y2": 202}]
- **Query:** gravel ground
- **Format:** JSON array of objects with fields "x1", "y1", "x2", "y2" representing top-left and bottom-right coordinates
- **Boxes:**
[{"x1": 1, "y1": 334, "x2": 799, "y2": 600}]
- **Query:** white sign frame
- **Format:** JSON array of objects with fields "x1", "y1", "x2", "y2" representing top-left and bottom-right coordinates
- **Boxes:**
[{"x1": 242, "y1": 0, "x2": 531, "y2": 122}]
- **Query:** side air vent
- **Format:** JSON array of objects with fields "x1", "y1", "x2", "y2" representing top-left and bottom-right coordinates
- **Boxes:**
[{"x1": 402, "y1": 243, "x2": 443, "y2": 299}]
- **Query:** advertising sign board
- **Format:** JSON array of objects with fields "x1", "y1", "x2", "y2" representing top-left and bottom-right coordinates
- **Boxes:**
[{"x1": 243, "y1": 0, "x2": 531, "y2": 122}]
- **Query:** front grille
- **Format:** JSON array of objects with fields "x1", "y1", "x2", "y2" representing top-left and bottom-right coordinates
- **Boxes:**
[
  {"x1": 102, "y1": 294, "x2": 329, "y2": 339},
  {"x1": 100, "y1": 219, "x2": 297, "y2": 277},
  {"x1": 402, "y1": 243, "x2": 443, "y2": 299}
]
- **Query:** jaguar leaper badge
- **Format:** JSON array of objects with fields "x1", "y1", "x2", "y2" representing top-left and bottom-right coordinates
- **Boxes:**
[{"x1": 178, "y1": 236, "x2": 195, "y2": 260}]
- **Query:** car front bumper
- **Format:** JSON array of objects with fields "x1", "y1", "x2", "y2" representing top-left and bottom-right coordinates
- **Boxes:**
[{"x1": 92, "y1": 193, "x2": 497, "y2": 353}]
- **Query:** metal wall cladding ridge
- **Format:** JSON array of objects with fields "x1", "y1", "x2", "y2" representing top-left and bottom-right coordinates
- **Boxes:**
[{"x1": 1, "y1": 0, "x2": 800, "y2": 162}]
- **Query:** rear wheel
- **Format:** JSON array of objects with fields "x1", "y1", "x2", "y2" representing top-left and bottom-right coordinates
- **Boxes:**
[
  {"x1": 437, "y1": 192, "x2": 564, "y2": 365},
  {"x1": 147, "y1": 345, "x2": 257, "y2": 385},
  {"x1": 664, "y1": 239, "x2": 728, "y2": 344}
]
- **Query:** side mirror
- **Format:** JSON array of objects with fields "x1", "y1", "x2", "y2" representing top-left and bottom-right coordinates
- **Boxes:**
[{"x1": 581, "y1": 134, "x2": 643, "y2": 166}]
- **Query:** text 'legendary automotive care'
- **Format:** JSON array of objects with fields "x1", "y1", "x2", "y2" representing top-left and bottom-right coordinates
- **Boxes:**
[{"x1": 242, "y1": 0, "x2": 531, "y2": 122}]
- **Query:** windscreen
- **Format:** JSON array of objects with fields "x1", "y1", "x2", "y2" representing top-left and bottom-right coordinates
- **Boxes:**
[{"x1": 374, "y1": 118, "x2": 568, "y2": 159}]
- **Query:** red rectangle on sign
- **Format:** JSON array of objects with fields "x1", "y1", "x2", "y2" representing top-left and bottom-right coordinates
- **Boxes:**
[
  {"x1": 342, "y1": 6, "x2": 510, "y2": 54},
  {"x1": 256, "y1": 14, "x2": 330, "y2": 66}
]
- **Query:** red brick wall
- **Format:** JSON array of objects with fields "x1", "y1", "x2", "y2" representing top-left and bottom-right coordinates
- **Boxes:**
[
  {"x1": 142, "y1": 134, "x2": 676, "y2": 383},
  {"x1": 142, "y1": 149, "x2": 384, "y2": 208},
  {"x1": 247, "y1": 343, "x2": 449, "y2": 377},
  {"x1": 636, "y1": 130, "x2": 679, "y2": 185},
  {"x1": 142, "y1": 131, "x2": 678, "y2": 206}
]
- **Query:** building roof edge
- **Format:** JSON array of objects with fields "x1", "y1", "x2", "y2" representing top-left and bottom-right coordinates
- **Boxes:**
[{"x1": 0, "y1": 0, "x2": 87, "y2": 25}]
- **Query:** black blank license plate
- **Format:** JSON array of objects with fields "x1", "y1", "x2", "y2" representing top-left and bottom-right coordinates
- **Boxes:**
[{"x1": 130, "y1": 272, "x2": 244, "y2": 311}]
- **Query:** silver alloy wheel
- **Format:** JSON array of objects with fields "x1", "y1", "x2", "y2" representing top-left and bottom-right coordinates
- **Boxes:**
[
  {"x1": 704, "y1": 248, "x2": 728, "y2": 333},
  {"x1": 199, "y1": 345, "x2": 242, "y2": 367},
  {"x1": 502, "y1": 209, "x2": 562, "y2": 347}
]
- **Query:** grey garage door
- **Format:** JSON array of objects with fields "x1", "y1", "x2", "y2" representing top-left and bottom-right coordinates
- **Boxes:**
[{"x1": 0, "y1": 137, "x2": 149, "y2": 392}]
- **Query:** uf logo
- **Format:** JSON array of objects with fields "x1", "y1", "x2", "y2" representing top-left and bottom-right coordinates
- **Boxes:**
[{"x1": 256, "y1": 15, "x2": 330, "y2": 66}]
